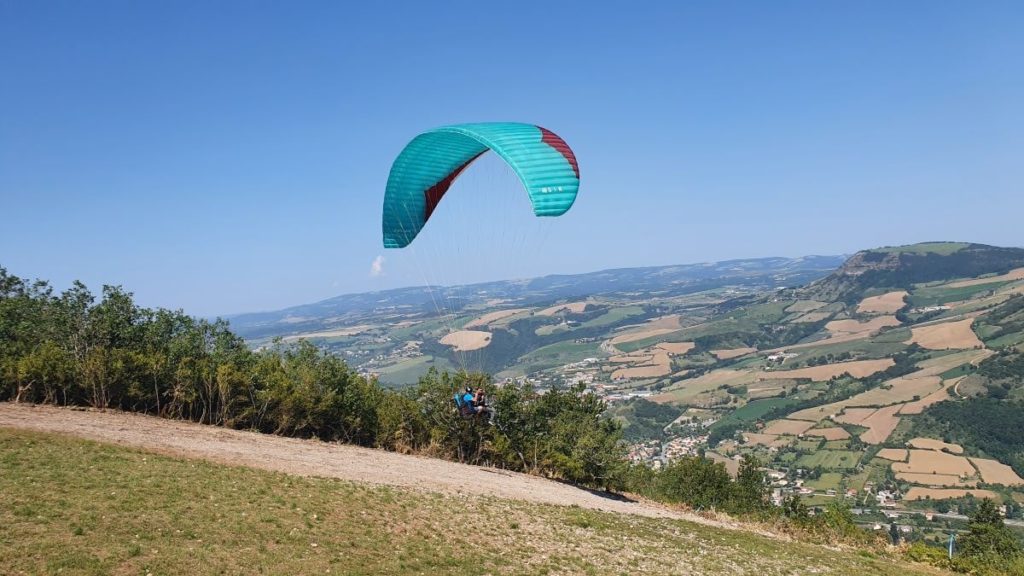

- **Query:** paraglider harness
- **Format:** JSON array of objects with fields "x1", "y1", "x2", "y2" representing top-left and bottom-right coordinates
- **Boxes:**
[{"x1": 453, "y1": 388, "x2": 476, "y2": 419}]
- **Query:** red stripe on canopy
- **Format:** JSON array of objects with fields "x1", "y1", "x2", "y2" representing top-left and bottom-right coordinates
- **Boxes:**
[
  {"x1": 423, "y1": 150, "x2": 487, "y2": 221},
  {"x1": 537, "y1": 126, "x2": 579, "y2": 179}
]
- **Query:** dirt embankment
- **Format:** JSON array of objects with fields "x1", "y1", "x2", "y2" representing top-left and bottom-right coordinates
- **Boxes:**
[{"x1": 0, "y1": 403, "x2": 757, "y2": 532}]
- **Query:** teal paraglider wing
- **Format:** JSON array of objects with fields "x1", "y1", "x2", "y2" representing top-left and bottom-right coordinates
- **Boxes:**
[{"x1": 382, "y1": 122, "x2": 580, "y2": 248}]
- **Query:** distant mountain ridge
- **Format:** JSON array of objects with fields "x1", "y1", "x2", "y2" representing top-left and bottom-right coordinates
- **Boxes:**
[{"x1": 225, "y1": 255, "x2": 847, "y2": 340}]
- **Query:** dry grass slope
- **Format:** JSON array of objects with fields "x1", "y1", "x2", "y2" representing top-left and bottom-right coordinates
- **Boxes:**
[
  {"x1": 757, "y1": 359, "x2": 894, "y2": 382},
  {"x1": 905, "y1": 488, "x2": 997, "y2": 501},
  {"x1": 907, "y1": 438, "x2": 964, "y2": 454},
  {"x1": 537, "y1": 302, "x2": 589, "y2": 316},
  {"x1": 906, "y1": 318, "x2": 984, "y2": 350},
  {"x1": 946, "y1": 267, "x2": 1024, "y2": 288},
  {"x1": 893, "y1": 450, "x2": 974, "y2": 476},
  {"x1": 0, "y1": 408, "x2": 939, "y2": 576},
  {"x1": 465, "y1": 309, "x2": 528, "y2": 328},
  {"x1": 857, "y1": 291, "x2": 909, "y2": 314},
  {"x1": 440, "y1": 330, "x2": 492, "y2": 351},
  {"x1": 712, "y1": 347, "x2": 757, "y2": 360},
  {"x1": 969, "y1": 457, "x2": 1024, "y2": 486}
]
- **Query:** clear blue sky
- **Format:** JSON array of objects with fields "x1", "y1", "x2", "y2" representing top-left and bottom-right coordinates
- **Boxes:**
[{"x1": 2, "y1": 1, "x2": 1022, "y2": 317}]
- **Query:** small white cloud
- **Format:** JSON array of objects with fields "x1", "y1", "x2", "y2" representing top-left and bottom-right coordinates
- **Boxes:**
[{"x1": 369, "y1": 255, "x2": 385, "y2": 277}]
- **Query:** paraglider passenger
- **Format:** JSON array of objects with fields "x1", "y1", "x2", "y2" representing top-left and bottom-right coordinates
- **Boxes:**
[{"x1": 473, "y1": 387, "x2": 496, "y2": 425}]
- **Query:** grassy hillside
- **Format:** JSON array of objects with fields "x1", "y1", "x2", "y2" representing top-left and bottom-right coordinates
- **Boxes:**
[{"x1": 0, "y1": 429, "x2": 939, "y2": 576}]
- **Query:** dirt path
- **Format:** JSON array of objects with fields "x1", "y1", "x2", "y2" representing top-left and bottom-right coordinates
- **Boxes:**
[{"x1": 0, "y1": 403, "x2": 746, "y2": 531}]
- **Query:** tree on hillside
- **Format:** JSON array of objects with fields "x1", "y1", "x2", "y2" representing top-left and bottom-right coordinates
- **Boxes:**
[
  {"x1": 730, "y1": 455, "x2": 769, "y2": 513},
  {"x1": 958, "y1": 499, "x2": 1021, "y2": 560},
  {"x1": 655, "y1": 457, "x2": 733, "y2": 510}
]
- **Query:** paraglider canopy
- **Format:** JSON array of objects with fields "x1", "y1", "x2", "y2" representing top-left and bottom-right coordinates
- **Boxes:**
[{"x1": 382, "y1": 122, "x2": 580, "y2": 248}]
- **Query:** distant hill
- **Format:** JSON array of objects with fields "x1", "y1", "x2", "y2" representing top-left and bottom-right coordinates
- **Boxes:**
[
  {"x1": 225, "y1": 255, "x2": 846, "y2": 340},
  {"x1": 630, "y1": 239, "x2": 1024, "y2": 527},
  {"x1": 809, "y1": 242, "x2": 1024, "y2": 302}
]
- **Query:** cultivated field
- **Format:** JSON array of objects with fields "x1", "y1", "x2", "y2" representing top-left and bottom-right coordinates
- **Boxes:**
[
  {"x1": 656, "y1": 341, "x2": 696, "y2": 355},
  {"x1": 611, "y1": 364, "x2": 672, "y2": 379},
  {"x1": 858, "y1": 404, "x2": 904, "y2": 445},
  {"x1": 439, "y1": 330, "x2": 492, "y2": 351},
  {"x1": 609, "y1": 352, "x2": 655, "y2": 363},
  {"x1": 282, "y1": 325, "x2": 372, "y2": 341},
  {"x1": 898, "y1": 378, "x2": 961, "y2": 415},
  {"x1": 804, "y1": 427, "x2": 850, "y2": 440},
  {"x1": 912, "y1": 349, "x2": 993, "y2": 377},
  {"x1": 906, "y1": 318, "x2": 984, "y2": 350},
  {"x1": 857, "y1": 291, "x2": 909, "y2": 314},
  {"x1": 826, "y1": 316, "x2": 901, "y2": 337},
  {"x1": 969, "y1": 457, "x2": 1024, "y2": 486},
  {"x1": 789, "y1": 374, "x2": 943, "y2": 422},
  {"x1": 832, "y1": 408, "x2": 878, "y2": 425},
  {"x1": 609, "y1": 328, "x2": 678, "y2": 346},
  {"x1": 850, "y1": 375, "x2": 943, "y2": 406},
  {"x1": 646, "y1": 315, "x2": 684, "y2": 329},
  {"x1": 792, "y1": 312, "x2": 833, "y2": 323},
  {"x1": 742, "y1": 432, "x2": 791, "y2": 448},
  {"x1": 764, "y1": 317, "x2": 900, "y2": 353},
  {"x1": 905, "y1": 488, "x2": 997, "y2": 501},
  {"x1": 611, "y1": 353, "x2": 672, "y2": 380},
  {"x1": 465, "y1": 309, "x2": 529, "y2": 328},
  {"x1": 795, "y1": 450, "x2": 862, "y2": 470},
  {"x1": 786, "y1": 300, "x2": 827, "y2": 313},
  {"x1": 895, "y1": 473, "x2": 977, "y2": 487},
  {"x1": 711, "y1": 347, "x2": 757, "y2": 360},
  {"x1": 609, "y1": 345, "x2": 680, "y2": 380},
  {"x1": 757, "y1": 359, "x2": 894, "y2": 381},
  {"x1": 947, "y1": 267, "x2": 1024, "y2": 288},
  {"x1": 875, "y1": 449, "x2": 908, "y2": 462},
  {"x1": 761, "y1": 419, "x2": 815, "y2": 436},
  {"x1": 706, "y1": 451, "x2": 740, "y2": 477},
  {"x1": 537, "y1": 302, "x2": 589, "y2": 316},
  {"x1": 892, "y1": 450, "x2": 975, "y2": 476},
  {"x1": 651, "y1": 370, "x2": 757, "y2": 404},
  {"x1": 745, "y1": 383, "x2": 791, "y2": 399},
  {"x1": 907, "y1": 438, "x2": 964, "y2": 454}
]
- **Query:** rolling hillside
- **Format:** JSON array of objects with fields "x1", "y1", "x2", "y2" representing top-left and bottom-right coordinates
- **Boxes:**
[
  {"x1": 229, "y1": 242, "x2": 1024, "y2": 547},
  {"x1": 613, "y1": 242, "x2": 1024, "y2": 546},
  {"x1": 225, "y1": 256, "x2": 845, "y2": 384}
]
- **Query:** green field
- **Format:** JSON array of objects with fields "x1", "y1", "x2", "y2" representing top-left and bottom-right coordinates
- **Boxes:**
[
  {"x1": 870, "y1": 327, "x2": 913, "y2": 344},
  {"x1": 720, "y1": 397, "x2": 802, "y2": 425},
  {"x1": 533, "y1": 323, "x2": 568, "y2": 336},
  {"x1": 519, "y1": 339, "x2": 602, "y2": 362},
  {"x1": 0, "y1": 429, "x2": 935, "y2": 576},
  {"x1": 614, "y1": 304, "x2": 793, "y2": 354},
  {"x1": 987, "y1": 330, "x2": 1024, "y2": 349},
  {"x1": 579, "y1": 305, "x2": 645, "y2": 329},
  {"x1": 796, "y1": 450, "x2": 863, "y2": 470},
  {"x1": 505, "y1": 340, "x2": 603, "y2": 376},
  {"x1": 785, "y1": 340, "x2": 907, "y2": 365},
  {"x1": 908, "y1": 282, "x2": 1009, "y2": 308},
  {"x1": 387, "y1": 317, "x2": 451, "y2": 340},
  {"x1": 376, "y1": 355, "x2": 456, "y2": 385},
  {"x1": 806, "y1": 472, "x2": 844, "y2": 491},
  {"x1": 614, "y1": 331, "x2": 690, "y2": 353},
  {"x1": 795, "y1": 439, "x2": 824, "y2": 451}
]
